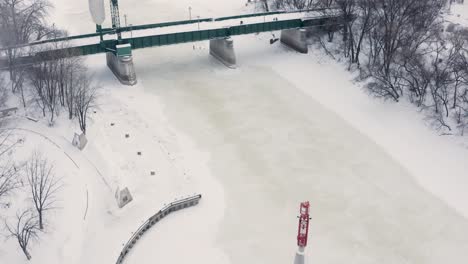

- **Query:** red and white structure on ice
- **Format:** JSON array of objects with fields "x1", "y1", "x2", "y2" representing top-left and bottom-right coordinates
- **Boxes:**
[
  {"x1": 297, "y1": 201, "x2": 310, "y2": 247},
  {"x1": 294, "y1": 201, "x2": 310, "y2": 264}
]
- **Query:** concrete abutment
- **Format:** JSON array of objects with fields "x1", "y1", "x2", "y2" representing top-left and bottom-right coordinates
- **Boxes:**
[
  {"x1": 280, "y1": 28, "x2": 308, "y2": 54},
  {"x1": 106, "y1": 44, "x2": 137, "y2": 86},
  {"x1": 209, "y1": 37, "x2": 237, "y2": 68}
]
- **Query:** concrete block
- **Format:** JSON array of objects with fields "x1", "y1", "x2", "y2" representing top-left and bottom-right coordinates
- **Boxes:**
[
  {"x1": 115, "y1": 187, "x2": 133, "y2": 208},
  {"x1": 106, "y1": 52, "x2": 137, "y2": 86},
  {"x1": 209, "y1": 37, "x2": 237, "y2": 68},
  {"x1": 281, "y1": 28, "x2": 308, "y2": 54},
  {"x1": 72, "y1": 133, "x2": 88, "y2": 150}
]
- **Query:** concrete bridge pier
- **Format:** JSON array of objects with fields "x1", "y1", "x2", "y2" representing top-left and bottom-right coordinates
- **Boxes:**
[
  {"x1": 209, "y1": 37, "x2": 237, "y2": 68},
  {"x1": 280, "y1": 28, "x2": 308, "y2": 54},
  {"x1": 106, "y1": 43, "x2": 137, "y2": 86}
]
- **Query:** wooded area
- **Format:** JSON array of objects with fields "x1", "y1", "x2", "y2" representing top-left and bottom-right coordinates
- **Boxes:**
[
  {"x1": 0, "y1": 0, "x2": 98, "y2": 131},
  {"x1": 262, "y1": 0, "x2": 468, "y2": 134}
]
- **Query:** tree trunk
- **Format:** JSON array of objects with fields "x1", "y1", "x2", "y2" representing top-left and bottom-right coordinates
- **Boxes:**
[
  {"x1": 20, "y1": 85, "x2": 27, "y2": 108},
  {"x1": 20, "y1": 245, "x2": 31, "y2": 260},
  {"x1": 262, "y1": 0, "x2": 269, "y2": 11},
  {"x1": 39, "y1": 211, "x2": 43, "y2": 230}
]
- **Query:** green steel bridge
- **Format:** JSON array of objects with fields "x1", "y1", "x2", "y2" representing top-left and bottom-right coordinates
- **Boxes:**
[
  {"x1": 0, "y1": 5, "x2": 349, "y2": 84},
  {"x1": 1, "y1": 8, "x2": 345, "y2": 60}
]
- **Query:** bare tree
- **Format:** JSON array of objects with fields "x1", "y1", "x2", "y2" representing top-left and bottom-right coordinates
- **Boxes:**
[
  {"x1": 27, "y1": 39, "x2": 78, "y2": 123},
  {"x1": 60, "y1": 55, "x2": 85, "y2": 120},
  {"x1": 272, "y1": 0, "x2": 316, "y2": 10},
  {"x1": 341, "y1": 0, "x2": 376, "y2": 66},
  {"x1": 75, "y1": 73, "x2": 98, "y2": 134},
  {"x1": 26, "y1": 151, "x2": 61, "y2": 230},
  {"x1": 0, "y1": 0, "x2": 52, "y2": 93},
  {"x1": 335, "y1": 0, "x2": 357, "y2": 62},
  {"x1": 0, "y1": 160, "x2": 20, "y2": 205},
  {"x1": 0, "y1": 130, "x2": 21, "y2": 205},
  {"x1": 399, "y1": 51, "x2": 431, "y2": 107},
  {"x1": 362, "y1": 0, "x2": 444, "y2": 101},
  {"x1": 13, "y1": 67, "x2": 27, "y2": 108},
  {"x1": 29, "y1": 54, "x2": 61, "y2": 124},
  {"x1": 5, "y1": 209, "x2": 40, "y2": 260}
]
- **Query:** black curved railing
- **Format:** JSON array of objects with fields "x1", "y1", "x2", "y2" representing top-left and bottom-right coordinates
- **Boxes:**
[{"x1": 116, "y1": 194, "x2": 202, "y2": 264}]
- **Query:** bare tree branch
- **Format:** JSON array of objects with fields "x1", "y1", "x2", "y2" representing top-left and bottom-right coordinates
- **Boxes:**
[{"x1": 0, "y1": 129, "x2": 21, "y2": 205}]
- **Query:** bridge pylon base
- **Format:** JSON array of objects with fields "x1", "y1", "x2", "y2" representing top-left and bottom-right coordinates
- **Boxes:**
[
  {"x1": 106, "y1": 45, "x2": 137, "y2": 86},
  {"x1": 209, "y1": 37, "x2": 237, "y2": 68},
  {"x1": 280, "y1": 28, "x2": 308, "y2": 54},
  {"x1": 293, "y1": 246, "x2": 305, "y2": 264}
]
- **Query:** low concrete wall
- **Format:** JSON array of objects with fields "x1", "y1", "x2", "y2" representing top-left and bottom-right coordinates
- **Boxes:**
[
  {"x1": 115, "y1": 194, "x2": 202, "y2": 264},
  {"x1": 106, "y1": 52, "x2": 137, "y2": 86},
  {"x1": 280, "y1": 28, "x2": 308, "y2": 54},
  {"x1": 209, "y1": 37, "x2": 236, "y2": 68}
]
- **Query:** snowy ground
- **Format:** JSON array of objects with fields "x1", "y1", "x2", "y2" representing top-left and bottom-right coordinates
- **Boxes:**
[
  {"x1": 447, "y1": 2, "x2": 468, "y2": 27},
  {"x1": 2, "y1": 1, "x2": 468, "y2": 264}
]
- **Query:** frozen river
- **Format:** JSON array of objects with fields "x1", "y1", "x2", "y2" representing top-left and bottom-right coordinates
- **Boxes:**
[{"x1": 123, "y1": 41, "x2": 468, "y2": 264}]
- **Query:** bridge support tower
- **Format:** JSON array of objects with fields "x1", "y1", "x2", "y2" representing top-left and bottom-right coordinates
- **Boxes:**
[
  {"x1": 280, "y1": 28, "x2": 308, "y2": 54},
  {"x1": 106, "y1": 43, "x2": 137, "y2": 86},
  {"x1": 209, "y1": 37, "x2": 237, "y2": 68}
]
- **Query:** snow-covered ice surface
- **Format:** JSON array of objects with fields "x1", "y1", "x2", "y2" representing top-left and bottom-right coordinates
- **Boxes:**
[
  {"x1": 2, "y1": 1, "x2": 468, "y2": 264},
  {"x1": 446, "y1": 2, "x2": 468, "y2": 27},
  {"x1": 129, "y1": 37, "x2": 468, "y2": 264}
]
